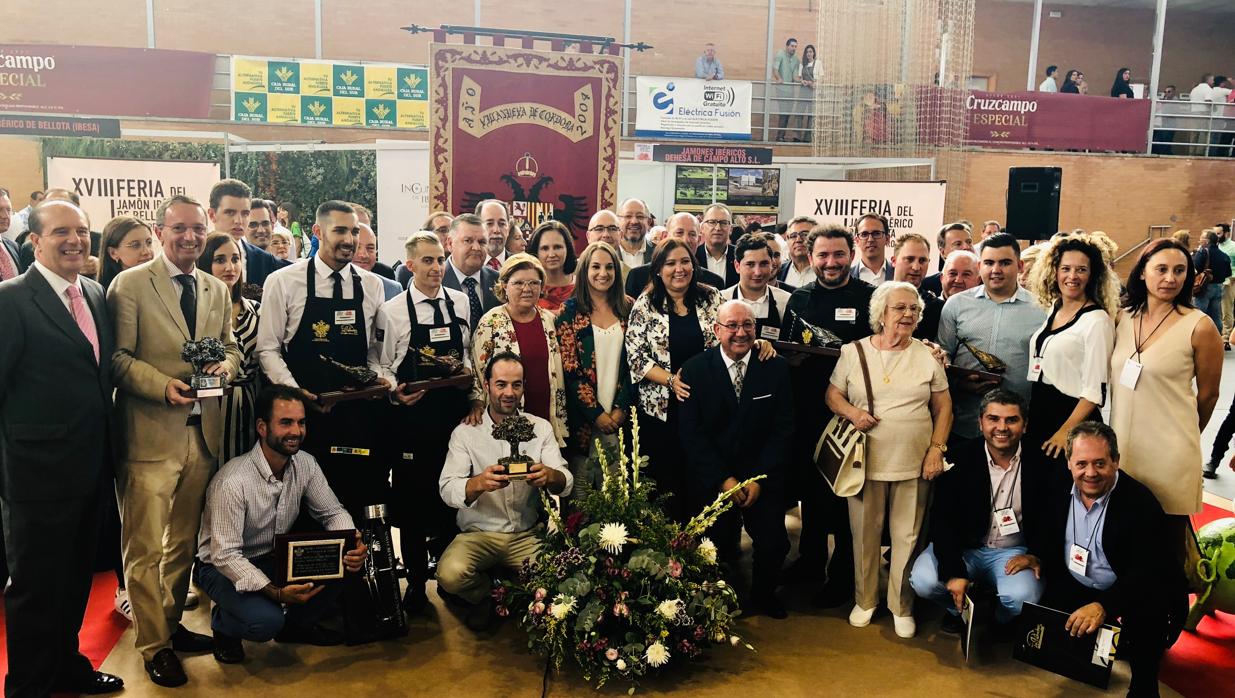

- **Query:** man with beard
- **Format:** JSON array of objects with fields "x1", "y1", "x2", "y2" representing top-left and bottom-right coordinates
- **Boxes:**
[
  {"x1": 437, "y1": 352, "x2": 572, "y2": 631},
  {"x1": 849, "y1": 213, "x2": 894, "y2": 286},
  {"x1": 921, "y1": 222, "x2": 974, "y2": 297},
  {"x1": 891, "y1": 232, "x2": 944, "y2": 341},
  {"x1": 778, "y1": 216, "x2": 818, "y2": 289},
  {"x1": 616, "y1": 198, "x2": 655, "y2": 268},
  {"x1": 477, "y1": 199, "x2": 511, "y2": 271},
  {"x1": 369, "y1": 232, "x2": 473, "y2": 615},
  {"x1": 110, "y1": 194, "x2": 242, "y2": 687},
  {"x1": 779, "y1": 224, "x2": 875, "y2": 607},
  {"x1": 256, "y1": 201, "x2": 390, "y2": 519},
  {"x1": 624, "y1": 212, "x2": 724, "y2": 296},
  {"x1": 195, "y1": 386, "x2": 369, "y2": 664},
  {"x1": 207, "y1": 179, "x2": 289, "y2": 287}
]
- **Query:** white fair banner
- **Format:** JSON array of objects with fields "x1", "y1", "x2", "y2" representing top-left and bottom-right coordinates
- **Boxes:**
[
  {"x1": 634, "y1": 76, "x2": 752, "y2": 140},
  {"x1": 375, "y1": 141, "x2": 430, "y2": 265},
  {"x1": 794, "y1": 179, "x2": 947, "y2": 264},
  {"x1": 45, "y1": 156, "x2": 220, "y2": 228}
]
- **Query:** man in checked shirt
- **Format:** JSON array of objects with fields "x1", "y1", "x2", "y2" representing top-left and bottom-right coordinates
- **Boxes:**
[{"x1": 195, "y1": 385, "x2": 369, "y2": 665}]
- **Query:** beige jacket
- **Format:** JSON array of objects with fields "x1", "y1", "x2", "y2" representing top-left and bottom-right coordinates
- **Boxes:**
[{"x1": 108, "y1": 258, "x2": 242, "y2": 462}]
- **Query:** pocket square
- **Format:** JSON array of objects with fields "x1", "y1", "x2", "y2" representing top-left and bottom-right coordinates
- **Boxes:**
[{"x1": 753, "y1": 394, "x2": 772, "y2": 400}]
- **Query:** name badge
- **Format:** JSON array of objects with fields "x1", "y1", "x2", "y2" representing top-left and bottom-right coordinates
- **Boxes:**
[
  {"x1": 335, "y1": 310, "x2": 356, "y2": 325},
  {"x1": 760, "y1": 326, "x2": 781, "y2": 341},
  {"x1": 428, "y1": 326, "x2": 452, "y2": 343},
  {"x1": 1119, "y1": 358, "x2": 1143, "y2": 390},
  {"x1": 1068, "y1": 544, "x2": 1090, "y2": 576},
  {"x1": 835, "y1": 307, "x2": 857, "y2": 323},
  {"x1": 994, "y1": 507, "x2": 1020, "y2": 535},
  {"x1": 329, "y1": 446, "x2": 370, "y2": 456},
  {"x1": 1026, "y1": 357, "x2": 1042, "y2": 382}
]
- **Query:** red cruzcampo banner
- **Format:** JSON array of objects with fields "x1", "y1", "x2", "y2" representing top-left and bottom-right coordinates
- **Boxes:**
[
  {"x1": 429, "y1": 44, "x2": 622, "y2": 250},
  {"x1": 0, "y1": 44, "x2": 215, "y2": 119},
  {"x1": 964, "y1": 90, "x2": 1151, "y2": 152}
]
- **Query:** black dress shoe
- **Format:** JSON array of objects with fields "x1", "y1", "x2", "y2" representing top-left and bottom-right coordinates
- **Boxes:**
[
  {"x1": 403, "y1": 585, "x2": 429, "y2": 617},
  {"x1": 755, "y1": 594, "x2": 789, "y2": 620},
  {"x1": 465, "y1": 597, "x2": 496, "y2": 632},
  {"x1": 213, "y1": 631, "x2": 245, "y2": 664},
  {"x1": 275, "y1": 622, "x2": 344, "y2": 646},
  {"x1": 171, "y1": 623, "x2": 213, "y2": 653},
  {"x1": 940, "y1": 612, "x2": 965, "y2": 635},
  {"x1": 56, "y1": 671, "x2": 125, "y2": 695},
  {"x1": 1203, "y1": 461, "x2": 1220, "y2": 479},
  {"x1": 144, "y1": 648, "x2": 187, "y2": 688}
]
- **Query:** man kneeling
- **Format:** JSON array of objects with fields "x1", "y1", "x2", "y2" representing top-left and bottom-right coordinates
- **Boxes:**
[
  {"x1": 195, "y1": 385, "x2": 368, "y2": 663},
  {"x1": 437, "y1": 351, "x2": 572, "y2": 631},
  {"x1": 910, "y1": 389, "x2": 1050, "y2": 633}
]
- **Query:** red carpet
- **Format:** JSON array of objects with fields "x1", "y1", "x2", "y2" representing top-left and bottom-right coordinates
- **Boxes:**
[
  {"x1": 0, "y1": 572, "x2": 127, "y2": 693},
  {"x1": 1160, "y1": 502, "x2": 1235, "y2": 698}
]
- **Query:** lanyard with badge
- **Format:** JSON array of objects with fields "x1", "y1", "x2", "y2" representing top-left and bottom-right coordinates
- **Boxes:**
[
  {"x1": 1120, "y1": 309, "x2": 1171, "y2": 390},
  {"x1": 991, "y1": 459, "x2": 1021, "y2": 536},
  {"x1": 1068, "y1": 496, "x2": 1109, "y2": 577}
]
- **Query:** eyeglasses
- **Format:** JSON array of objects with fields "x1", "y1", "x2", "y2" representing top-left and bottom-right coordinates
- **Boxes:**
[
  {"x1": 783, "y1": 232, "x2": 805, "y2": 240},
  {"x1": 589, "y1": 225, "x2": 621, "y2": 234},
  {"x1": 718, "y1": 321, "x2": 756, "y2": 332},
  {"x1": 856, "y1": 231, "x2": 887, "y2": 240},
  {"x1": 888, "y1": 304, "x2": 921, "y2": 315},
  {"x1": 507, "y1": 280, "x2": 544, "y2": 290},
  {"x1": 703, "y1": 219, "x2": 733, "y2": 228}
]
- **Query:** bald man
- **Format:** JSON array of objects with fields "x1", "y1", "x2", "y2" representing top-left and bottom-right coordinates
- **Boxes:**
[{"x1": 624, "y1": 213, "x2": 725, "y2": 296}]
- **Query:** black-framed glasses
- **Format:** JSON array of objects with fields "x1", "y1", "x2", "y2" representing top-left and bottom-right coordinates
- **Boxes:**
[
  {"x1": 856, "y1": 231, "x2": 887, "y2": 240},
  {"x1": 719, "y1": 321, "x2": 756, "y2": 332},
  {"x1": 703, "y1": 219, "x2": 733, "y2": 228},
  {"x1": 589, "y1": 225, "x2": 621, "y2": 234}
]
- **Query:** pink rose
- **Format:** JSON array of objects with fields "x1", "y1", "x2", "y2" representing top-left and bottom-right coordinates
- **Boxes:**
[
  {"x1": 668, "y1": 559, "x2": 683, "y2": 578},
  {"x1": 532, "y1": 601, "x2": 546, "y2": 615},
  {"x1": 606, "y1": 648, "x2": 619, "y2": 661},
  {"x1": 534, "y1": 587, "x2": 547, "y2": 601}
]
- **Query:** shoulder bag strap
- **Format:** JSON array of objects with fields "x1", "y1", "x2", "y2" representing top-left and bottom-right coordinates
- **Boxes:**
[{"x1": 853, "y1": 340, "x2": 875, "y2": 415}]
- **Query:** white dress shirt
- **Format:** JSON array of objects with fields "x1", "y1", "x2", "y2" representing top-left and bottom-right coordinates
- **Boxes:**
[
  {"x1": 369, "y1": 283, "x2": 473, "y2": 388},
  {"x1": 162, "y1": 254, "x2": 200, "y2": 300},
  {"x1": 722, "y1": 283, "x2": 791, "y2": 320},
  {"x1": 449, "y1": 262, "x2": 483, "y2": 290},
  {"x1": 1191, "y1": 82, "x2": 1215, "y2": 112},
  {"x1": 983, "y1": 444, "x2": 1024, "y2": 549},
  {"x1": 1028, "y1": 308, "x2": 1115, "y2": 407},
  {"x1": 1038, "y1": 77, "x2": 1057, "y2": 93},
  {"x1": 255, "y1": 256, "x2": 386, "y2": 388},
  {"x1": 439, "y1": 410, "x2": 572, "y2": 533},
  {"x1": 719, "y1": 347, "x2": 751, "y2": 393},
  {"x1": 705, "y1": 250, "x2": 728, "y2": 278},
  {"x1": 619, "y1": 244, "x2": 648, "y2": 269},
  {"x1": 783, "y1": 261, "x2": 816, "y2": 289},
  {"x1": 30, "y1": 260, "x2": 82, "y2": 314},
  {"x1": 856, "y1": 260, "x2": 889, "y2": 286}
]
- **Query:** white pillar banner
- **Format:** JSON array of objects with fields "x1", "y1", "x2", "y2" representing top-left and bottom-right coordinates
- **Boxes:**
[
  {"x1": 375, "y1": 141, "x2": 431, "y2": 265},
  {"x1": 794, "y1": 179, "x2": 948, "y2": 268},
  {"x1": 45, "y1": 156, "x2": 220, "y2": 228}
]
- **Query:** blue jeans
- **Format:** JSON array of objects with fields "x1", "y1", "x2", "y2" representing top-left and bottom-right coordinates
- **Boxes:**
[
  {"x1": 909, "y1": 543, "x2": 1043, "y2": 623},
  {"x1": 1196, "y1": 284, "x2": 1224, "y2": 335},
  {"x1": 194, "y1": 556, "x2": 341, "y2": 641}
]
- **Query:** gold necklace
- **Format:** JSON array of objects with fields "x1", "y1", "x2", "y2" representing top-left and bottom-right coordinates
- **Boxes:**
[{"x1": 873, "y1": 336, "x2": 907, "y2": 384}]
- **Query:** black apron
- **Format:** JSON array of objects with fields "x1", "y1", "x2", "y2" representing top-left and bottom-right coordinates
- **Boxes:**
[
  {"x1": 731, "y1": 286, "x2": 783, "y2": 341},
  {"x1": 385, "y1": 289, "x2": 470, "y2": 582},
  {"x1": 284, "y1": 259, "x2": 387, "y2": 514}
]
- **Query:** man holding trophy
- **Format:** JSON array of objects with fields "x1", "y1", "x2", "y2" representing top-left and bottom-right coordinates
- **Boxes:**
[
  {"x1": 109, "y1": 194, "x2": 241, "y2": 688},
  {"x1": 437, "y1": 352, "x2": 572, "y2": 631}
]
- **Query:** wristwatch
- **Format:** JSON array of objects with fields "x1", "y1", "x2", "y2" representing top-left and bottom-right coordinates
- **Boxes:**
[
  {"x1": 667, "y1": 374, "x2": 677, "y2": 391},
  {"x1": 930, "y1": 442, "x2": 948, "y2": 453}
]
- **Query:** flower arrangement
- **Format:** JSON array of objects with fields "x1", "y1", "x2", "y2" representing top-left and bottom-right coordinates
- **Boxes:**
[{"x1": 494, "y1": 414, "x2": 761, "y2": 690}]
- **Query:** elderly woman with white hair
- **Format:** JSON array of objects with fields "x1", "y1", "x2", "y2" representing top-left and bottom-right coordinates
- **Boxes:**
[{"x1": 825, "y1": 281, "x2": 952, "y2": 639}]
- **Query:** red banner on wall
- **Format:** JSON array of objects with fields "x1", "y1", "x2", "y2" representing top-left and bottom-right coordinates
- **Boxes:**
[
  {"x1": 429, "y1": 44, "x2": 621, "y2": 250},
  {"x1": 0, "y1": 44, "x2": 215, "y2": 118},
  {"x1": 963, "y1": 90, "x2": 1150, "y2": 152}
]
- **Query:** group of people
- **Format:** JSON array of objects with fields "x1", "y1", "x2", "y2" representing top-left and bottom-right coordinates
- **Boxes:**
[
  {"x1": 0, "y1": 182, "x2": 1221, "y2": 697},
  {"x1": 691, "y1": 38, "x2": 817, "y2": 143},
  {"x1": 1037, "y1": 64, "x2": 1139, "y2": 98}
]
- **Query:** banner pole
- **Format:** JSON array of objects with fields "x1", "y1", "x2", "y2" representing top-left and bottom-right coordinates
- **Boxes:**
[{"x1": 1026, "y1": 0, "x2": 1043, "y2": 91}]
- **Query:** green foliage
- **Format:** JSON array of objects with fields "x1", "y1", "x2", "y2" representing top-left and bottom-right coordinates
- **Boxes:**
[{"x1": 39, "y1": 138, "x2": 377, "y2": 230}]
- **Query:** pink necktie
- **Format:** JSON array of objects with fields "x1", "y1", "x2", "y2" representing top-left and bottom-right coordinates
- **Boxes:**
[
  {"x1": 0, "y1": 247, "x2": 15, "y2": 281},
  {"x1": 487, "y1": 257, "x2": 501, "y2": 271},
  {"x1": 66, "y1": 285, "x2": 100, "y2": 363}
]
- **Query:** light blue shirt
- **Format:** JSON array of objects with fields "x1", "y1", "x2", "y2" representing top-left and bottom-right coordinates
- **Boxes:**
[
  {"x1": 1064, "y1": 473, "x2": 1119, "y2": 591},
  {"x1": 695, "y1": 56, "x2": 724, "y2": 80},
  {"x1": 937, "y1": 284, "x2": 1046, "y2": 438}
]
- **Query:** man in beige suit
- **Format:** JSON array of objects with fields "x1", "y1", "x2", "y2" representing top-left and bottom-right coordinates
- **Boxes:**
[{"x1": 109, "y1": 194, "x2": 241, "y2": 688}]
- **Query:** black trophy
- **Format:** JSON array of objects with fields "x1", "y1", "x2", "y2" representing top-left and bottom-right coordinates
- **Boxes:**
[
  {"x1": 180, "y1": 337, "x2": 227, "y2": 398},
  {"x1": 315, "y1": 355, "x2": 389, "y2": 407},
  {"x1": 492, "y1": 412, "x2": 535, "y2": 480}
]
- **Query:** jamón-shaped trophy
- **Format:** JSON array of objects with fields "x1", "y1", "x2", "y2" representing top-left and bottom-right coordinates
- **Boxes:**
[
  {"x1": 786, "y1": 309, "x2": 845, "y2": 348},
  {"x1": 492, "y1": 412, "x2": 535, "y2": 480},
  {"x1": 180, "y1": 337, "x2": 227, "y2": 398}
]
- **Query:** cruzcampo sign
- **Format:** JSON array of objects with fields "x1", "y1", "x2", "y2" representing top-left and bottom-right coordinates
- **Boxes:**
[{"x1": 231, "y1": 55, "x2": 429, "y2": 129}]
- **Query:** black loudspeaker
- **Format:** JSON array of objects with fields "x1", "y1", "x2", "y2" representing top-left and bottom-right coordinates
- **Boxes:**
[{"x1": 1005, "y1": 167, "x2": 1062, "y2": 241}]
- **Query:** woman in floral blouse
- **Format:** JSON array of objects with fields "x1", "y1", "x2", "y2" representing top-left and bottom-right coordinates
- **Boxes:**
[
  {"x1": 556, "y1": 242, "x2": 635, "y2": 493},
  {"x1": 469, "y1": 253, "x2": 568, "y2": 447},
  {"x1": 528, "y1": 220, "x2": 577, "y2": 315}
]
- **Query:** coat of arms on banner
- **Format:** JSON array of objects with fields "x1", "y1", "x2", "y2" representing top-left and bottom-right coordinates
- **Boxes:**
[{"x1": 462, "y1": 152, "x2": 589, "y2": 238}]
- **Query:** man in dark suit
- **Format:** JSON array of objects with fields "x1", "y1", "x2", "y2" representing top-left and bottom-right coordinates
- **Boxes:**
[
  {"x1": 1040, "y1": 422, "x2": 1187, "y2": 697},
  {"x1": 17, "y1": 188, "x2": 102, "y2": 275},
  {"x1": 697, "y1": 204, "x2": 740, "y2": 288},
  {"x1": 625, "y1": 212, "x2": 724, "y2": 296},
  {"x1": 442, "y1": 213, "x2": 500, "y2": 330},
  {"x1": 910, "y1": 389, "x2": 1052, "y2": 633},
  {"x1": 0, "y1": 201, "x2": 124, "y2": 695},
  {"x1": 680, "y1": 300, "x2": 793, "y2": 619},
  {"x1": 208, "y1": 179, "x2": 290, "y2": 287}
]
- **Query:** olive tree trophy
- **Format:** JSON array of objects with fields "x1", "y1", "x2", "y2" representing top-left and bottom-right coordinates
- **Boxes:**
[{"x1": 492, "y1": 412, "x2": 535, "y2": 480}]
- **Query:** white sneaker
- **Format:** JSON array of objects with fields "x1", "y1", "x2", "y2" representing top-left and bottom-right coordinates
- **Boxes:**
[
  {"x1": 113, "y1": 587, "x2": 133, "y2": 622},
  {"x1": 893, "y1": 614, "x2": 916, "y2": 638},
  {"x1": 184, "y1": 590, "x2": 200, "y2": 610},
  {"x1": 848, "y1": 604, "x2": 875, "y2": 628}
]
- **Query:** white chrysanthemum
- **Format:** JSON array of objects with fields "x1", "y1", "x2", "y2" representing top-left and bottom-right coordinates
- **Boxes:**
[
  {"x1": 598, "y1": 522, "x2": 629, "y2": 554},
  {"x1": 697, "y1": 537, "x2": 718, "y2": 564},
  {"x1": 549, "y1": 594, "x2": 576, "y2": 620},
  {"x1": 645, "y1": 641, "x2": 671, "y2": 667},
  {"x1": 656, "y1": 598, "x2": 682, "y2": 620},
  {"x1": 615, "y1": 658, "x2": 628, "y2": 671}
]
